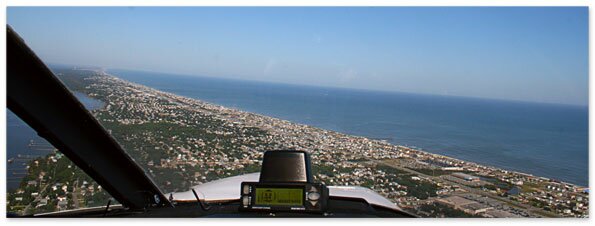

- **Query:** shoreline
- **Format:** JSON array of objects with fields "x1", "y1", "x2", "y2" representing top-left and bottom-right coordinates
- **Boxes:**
[
  {"x1": 98, "y1": 69, "x2": 587, "y2": 190},
  {"x1": 8, "y1": 68, "x2": 587, "y2": 217},
  {"x1": 6, "y1": 91, "x2": 105, "y2": 191}
]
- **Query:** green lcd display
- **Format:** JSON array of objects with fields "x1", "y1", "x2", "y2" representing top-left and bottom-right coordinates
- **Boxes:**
[{"x1": 255, "y1": 188, "x2": 304, "y2": 206}]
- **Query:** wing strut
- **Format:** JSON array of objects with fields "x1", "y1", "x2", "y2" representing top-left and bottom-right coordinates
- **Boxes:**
[{"x1": 7, "y1": 25, "x2": 172, "y2": 210}]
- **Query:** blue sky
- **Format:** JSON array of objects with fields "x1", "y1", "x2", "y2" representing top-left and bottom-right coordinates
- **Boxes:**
[{"x1": 7, "y1": 7, "x2": 588, "y2": 105}]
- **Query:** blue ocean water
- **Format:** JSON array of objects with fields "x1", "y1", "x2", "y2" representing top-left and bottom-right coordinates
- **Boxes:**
[
  {"x1": 6, "y1": 92, "x2": 104, "y2": 190},
  {"x1": 108, "y1": 69, "x2": 589, "y2": 186}
]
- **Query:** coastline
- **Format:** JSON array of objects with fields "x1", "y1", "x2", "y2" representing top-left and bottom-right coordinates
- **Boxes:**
[
  {"x1": 8, "y1": 68, "x2": 587, "y2": 217},
  {"x1": 105, "y1": 68, "x2": 588, "y2": 187},
  {"x1": 6, "y1": 91, "x2": 105, "y2": 191},
  {"x1": 100, "y1": 69, "x2": 586, "y2": 190}
]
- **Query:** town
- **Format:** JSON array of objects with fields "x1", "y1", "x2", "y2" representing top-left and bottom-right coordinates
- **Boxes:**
[{"x1": 7, "y1": 68, "x2": 589, "y2": 217}]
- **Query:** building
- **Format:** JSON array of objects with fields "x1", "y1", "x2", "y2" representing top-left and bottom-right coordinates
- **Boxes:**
[
  {"x1": 436, "y1": 195, "x2": 493, "y2": 216},
  {"x1": 442, "y1": 167, "x2": 465, "y2": 171},
  {"x1": 461, "y1": 202, "x2": 493, "y2": 214},
  {"x1": 436, "y1": 195, "x2": 476, "y2": 208},
  {"x1": 452, "y1": 172, "x2": 480, "y2": 182}
]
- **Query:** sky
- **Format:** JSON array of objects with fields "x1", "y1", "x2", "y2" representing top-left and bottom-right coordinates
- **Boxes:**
[{"x1": 7, "y1": 7, "x2": 589, "y2": 106}]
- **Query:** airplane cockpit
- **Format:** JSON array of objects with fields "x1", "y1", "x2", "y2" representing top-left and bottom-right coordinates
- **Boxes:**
[{"x1": 7, "y1": 25, "x2": 415, "y2": 218}]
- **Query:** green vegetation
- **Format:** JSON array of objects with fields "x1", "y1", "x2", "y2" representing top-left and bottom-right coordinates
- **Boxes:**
[
  {"x1": 311, "y1": 164, "x2": 338, "y2": 178},
  {"x1": 519, "y1": 182, "x2": 543, "y2": 193},
  {"x1": 481, "y1": 177, "x2": 514, "y2": 191},
  {"x1": 53, "y1": 68, "x2": 95, "y2": 92},
  {"x1": 528, "y1": 197, "x2": 549, "y2": 209},
  {"x1": 376, "y1": 165, "x2": 438, "y2": 200}
]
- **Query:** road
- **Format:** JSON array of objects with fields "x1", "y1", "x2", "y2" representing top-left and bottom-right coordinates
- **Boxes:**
[{"x1": 23, "y1": 183, "x2": 49, "y2": 215}]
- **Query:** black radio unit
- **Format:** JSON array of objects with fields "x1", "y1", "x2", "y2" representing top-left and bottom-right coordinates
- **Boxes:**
[
  {"x1": 239, "y1": 150, "x2": 329, "y2": 213},
  {"x1": 239, "y1": 182, "x2": 328, "y2": 212}
]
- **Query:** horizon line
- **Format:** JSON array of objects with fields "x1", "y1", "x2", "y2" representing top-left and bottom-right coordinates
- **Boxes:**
[{"x1": 48, "y1": 62, "x2": 589, "y2": 108}]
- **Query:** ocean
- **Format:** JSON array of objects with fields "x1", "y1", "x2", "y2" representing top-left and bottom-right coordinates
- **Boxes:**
[
  {"x1": 5, "y1": 69, "x2": 589, "y2": 189},
  {"x1": 108, "y1": 69, "x2": 589, "y2": 186}
]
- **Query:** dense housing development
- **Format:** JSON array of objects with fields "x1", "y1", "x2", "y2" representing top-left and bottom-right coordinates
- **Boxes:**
[{"x1": 7, "y1": 68, "x2": 589, "y2": 217}]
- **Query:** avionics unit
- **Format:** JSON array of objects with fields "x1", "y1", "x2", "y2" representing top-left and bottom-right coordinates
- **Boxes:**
[{"x1": 239, "y1": 150, "x2": 329, "y2": 213}]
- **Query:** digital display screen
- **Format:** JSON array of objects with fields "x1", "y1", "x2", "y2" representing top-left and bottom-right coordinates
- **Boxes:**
[{"x1": 255, "y1": 188, "x2": 303, "y2": 206}]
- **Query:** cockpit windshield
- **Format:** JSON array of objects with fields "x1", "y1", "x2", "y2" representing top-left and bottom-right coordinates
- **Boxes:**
[{"x1": 6, "y1": 6, "x2": 589, "y2": 218}]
